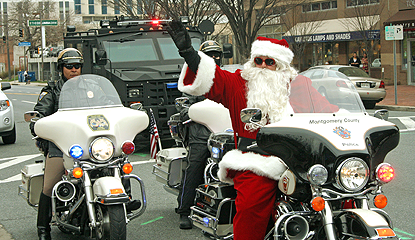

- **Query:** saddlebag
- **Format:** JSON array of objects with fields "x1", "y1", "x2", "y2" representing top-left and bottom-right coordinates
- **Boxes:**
[
  {"x1": 190, "y1": 182, "x2": 236, "y2": 238},
  {"x1": 18, "y1": 162, "x2": 44, "y2": 207},
  {"x1": 152, "y1": 148, "x2": 188, "y2": 188}
]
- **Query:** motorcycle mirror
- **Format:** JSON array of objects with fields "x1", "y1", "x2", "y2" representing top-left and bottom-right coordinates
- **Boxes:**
[
  {"x1": 24, "y1": 111, "x2": 40, "y2": 123},
  {"x1": 175, "y1": 97, "x2": 190, "y2": 110},
  {"x1": 240, "y1": 108, "x2": 262, "y2": 123},
  {"x1": 130, "y1": 102, "x2": 143, "y2": 111},
  {"x1": 222, "y1": 43, "x2": 233, "y2": 59},
  {"x1": 374, "y1": 109, "x2": 389, "y2": 121}
]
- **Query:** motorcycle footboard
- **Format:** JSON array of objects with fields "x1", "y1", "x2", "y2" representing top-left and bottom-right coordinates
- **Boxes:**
[{"x1": 190, "y1": 198, "x2": 235, "y2": 239}]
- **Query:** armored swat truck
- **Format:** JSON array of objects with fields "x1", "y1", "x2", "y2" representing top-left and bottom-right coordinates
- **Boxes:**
[{"x1": 63, "y1": 18, "x2": 205, "y2": 147}]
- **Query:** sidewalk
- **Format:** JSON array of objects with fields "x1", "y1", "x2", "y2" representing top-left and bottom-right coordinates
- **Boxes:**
[{"x1": 376, "y1": 84, "x2": 415, "y2": 111}]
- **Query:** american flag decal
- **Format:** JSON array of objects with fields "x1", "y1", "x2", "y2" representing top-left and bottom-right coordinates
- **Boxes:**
[{"x1": 149, "y1": 108, "x2": 159, "y2": 159}]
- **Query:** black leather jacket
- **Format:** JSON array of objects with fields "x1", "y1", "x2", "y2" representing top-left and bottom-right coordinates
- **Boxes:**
[
  {"x1": 179, "y1": 94, "x2": 211, "y2": 145},
  {"x1": 30, "y1": 78, "x2": 65, "y2": 157}
]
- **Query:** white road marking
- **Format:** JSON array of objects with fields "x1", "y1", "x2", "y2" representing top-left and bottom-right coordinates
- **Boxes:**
[
  {"x1": 0, "y1": 154, "x2": 42, "y2": 171},
  {"x1": 0, "y1": 174, "x2": 21, "y2": 183},
  {"x1": 399, "y1": 117, "x2": 415, "y2": 130},
  {"x1": 131, "y1": 159, "x2": 155, "y2": 165},
  {"x1": 21, "y1": 100, "x2": 36, "y2": 104}
]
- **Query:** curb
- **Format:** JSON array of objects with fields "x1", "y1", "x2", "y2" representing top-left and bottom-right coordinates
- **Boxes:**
[{"x1": 375, "y1": 105, "x2": 415, "y2": 112}]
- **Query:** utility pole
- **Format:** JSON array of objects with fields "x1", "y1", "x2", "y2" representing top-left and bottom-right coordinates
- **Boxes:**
[
  {"x1": 40, "y1": 9, "x2": 44, "y2": 81},
  {"x1": 4, "y1": 14, "x2": 11, "y2": 80}
]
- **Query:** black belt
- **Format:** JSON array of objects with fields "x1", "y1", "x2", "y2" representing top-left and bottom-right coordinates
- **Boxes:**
[{"x1": 237, "y1": 137, "x2": 270, "y2": 156}]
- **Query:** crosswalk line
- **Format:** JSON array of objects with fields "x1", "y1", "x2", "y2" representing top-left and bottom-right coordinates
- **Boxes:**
[{"x1": 399, "y1": 117, "x2": 415, "y2": 130}]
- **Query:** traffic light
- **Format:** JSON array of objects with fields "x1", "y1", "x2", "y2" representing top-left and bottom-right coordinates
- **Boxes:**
[
  {"x1": 2, "y1": 36, "x2": 5, "y2": 43},
  {"x1": 19, "y1": 28, "x2": 23, "y2": 37}
]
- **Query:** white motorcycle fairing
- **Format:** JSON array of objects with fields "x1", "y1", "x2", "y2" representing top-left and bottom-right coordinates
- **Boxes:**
[
  {"x1": 34, "y1": 107, "x2": 148, "y2": 160},
  {"x1": 188, "y1": 99, "x2": 232, "y2": 134}
]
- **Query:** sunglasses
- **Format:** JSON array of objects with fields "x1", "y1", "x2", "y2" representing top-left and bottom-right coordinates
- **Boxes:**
[
  {"x1": 254, "y1": 57, "x2": 276, "y2": 66},
  {"x1": 64, "y1": 63, "x2": 82, "y2": 69}
]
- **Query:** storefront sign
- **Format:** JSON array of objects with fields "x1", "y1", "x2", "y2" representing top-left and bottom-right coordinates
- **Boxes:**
[{"x1": 284, "y1": 30, "x2": 380, "y2": 43}]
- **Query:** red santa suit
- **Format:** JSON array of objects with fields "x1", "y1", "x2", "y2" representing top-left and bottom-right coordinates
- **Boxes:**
[{"x1": 178, "y1": 37, "x2": 296, "y2": 239}]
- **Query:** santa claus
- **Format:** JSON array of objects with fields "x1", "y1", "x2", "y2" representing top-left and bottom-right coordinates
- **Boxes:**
[{"x1": 168, "y1": 20, "x2": 297, "y2": 240}]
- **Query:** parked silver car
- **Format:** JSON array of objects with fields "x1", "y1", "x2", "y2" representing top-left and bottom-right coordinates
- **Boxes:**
[
  {"x1": 307, "y1": 65, "x2": 386, "y2": 109},
  {"x1": 299, "y1": 68, "x2": 364, "y2": 110},
  {"x1": 0, "y1": 82, "x2": 16, "y2": 144}
]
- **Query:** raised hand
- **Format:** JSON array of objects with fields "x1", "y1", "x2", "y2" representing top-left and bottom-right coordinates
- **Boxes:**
[{"x1": 167, "y1": 20, "x2": 193, "y2": 52}]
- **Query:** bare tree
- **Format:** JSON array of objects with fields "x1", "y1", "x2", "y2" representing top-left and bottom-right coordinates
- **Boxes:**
[
  {"x1": 156, "y1": 0, "x2": 223, "y2": 26},
  {"x1": 210, "y1": 0, "x2": 303, "y2": 61},
  {"x1": 281, "y1": 3, "x2": 326, "y2": 71},
  {"x1": 340, "y1": 0, "x2": 384, "y2": 72},
  {"x1": 8, "y1": 0, "x2": 74, "y2": 51}
]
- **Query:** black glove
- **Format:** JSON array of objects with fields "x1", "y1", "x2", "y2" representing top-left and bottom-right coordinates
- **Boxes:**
[
  {"x1": 35, "y1": 138, "x2": 49, "y2": 156},
  {"x1": 167, "y1": 20, "x2": 193, "y2": 52}
]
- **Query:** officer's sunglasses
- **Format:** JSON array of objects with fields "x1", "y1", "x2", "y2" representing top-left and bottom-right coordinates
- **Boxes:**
[
  {"x1": 64, "y1": 63, "x2": 82, "y2": 70},
  {"x1": 254, "y1": 57, "x2": 276, "y2": 66}
]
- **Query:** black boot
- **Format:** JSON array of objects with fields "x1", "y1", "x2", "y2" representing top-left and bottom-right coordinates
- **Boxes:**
[
  {"x1": 37, "y1": 193, "x2": 52, "y2": 240},
  {"x1": 179, "y1": 214, "x2": 192, "y2": 229}
]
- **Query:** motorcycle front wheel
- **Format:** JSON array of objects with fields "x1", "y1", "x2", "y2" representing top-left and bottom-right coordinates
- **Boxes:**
[{"x1": 96, "y1": 204, "x2": 126, "y2": 240}]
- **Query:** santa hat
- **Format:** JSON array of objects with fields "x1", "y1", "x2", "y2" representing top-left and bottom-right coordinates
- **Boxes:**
[{"x1": 251, "y1": 37, "x2": 294, "y2": 65}]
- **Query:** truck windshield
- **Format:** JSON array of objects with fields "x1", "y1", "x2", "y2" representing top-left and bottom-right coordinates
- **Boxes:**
[{"x1": 103, "y1": 38, "x2": 202, "y2": 63}]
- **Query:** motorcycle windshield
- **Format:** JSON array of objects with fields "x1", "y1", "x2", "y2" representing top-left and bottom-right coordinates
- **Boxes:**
[
  {"x1": 289, "y1": 72, "x2": 365, "y2": 113},
  {"x1": 59, "y1": 74, "x2": 123, "y2": 109}
]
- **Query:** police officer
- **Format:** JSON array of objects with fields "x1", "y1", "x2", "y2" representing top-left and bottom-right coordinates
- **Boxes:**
[
  {"x1": 31, "y1": 48, "x2": 83, "y2": 240},
  {"x1": 176, "y1": 40, "x2": 223, "y2": 229},
  {"x1": 199, "y1": 40, "x2": 223, "y2": 66}
]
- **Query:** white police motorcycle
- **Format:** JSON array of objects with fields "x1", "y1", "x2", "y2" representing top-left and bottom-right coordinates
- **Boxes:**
[
  {"x1": 19, "y1": 74, "x2": 148, "y2": 240},
  {"x1": 190, "y1": 73, "x2": 399, "y2": 240}
]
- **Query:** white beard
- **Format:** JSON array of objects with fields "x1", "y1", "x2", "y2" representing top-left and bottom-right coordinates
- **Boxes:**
[{"x1": 241, "y1": 61, "x2": 294, "y2": 131}]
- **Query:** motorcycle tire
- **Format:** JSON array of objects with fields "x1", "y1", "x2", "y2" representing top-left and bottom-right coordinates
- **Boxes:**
[{"x1": 96, "y1": 204, "x2": 126, "y2": 240}]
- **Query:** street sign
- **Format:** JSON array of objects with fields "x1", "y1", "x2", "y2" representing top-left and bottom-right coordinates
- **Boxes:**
[
  {"x1": 28, "y1": 20, "x2": 58, "y2": 26},
  {"x1": 385, "y1": 25, "x2": 403, "y2": 40},
  {"x1": 18, "y1": 42, "x2": 31, "y2": 47}
]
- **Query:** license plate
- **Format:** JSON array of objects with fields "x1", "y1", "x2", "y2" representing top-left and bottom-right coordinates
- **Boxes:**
[{"x1": 361, "y1": 82, "x2": 370, "y2": 88}]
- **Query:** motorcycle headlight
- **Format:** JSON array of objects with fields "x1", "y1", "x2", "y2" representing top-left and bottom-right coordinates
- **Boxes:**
[
  {"x1": 90, "y1": 137, "x2": 114, "y2": 162},
  {"x1": 335, "y1": 157, "x2": 369, "y2": 192},
  {"x1": 307, "y1": 164, "x2": 328, "y2": 186}
]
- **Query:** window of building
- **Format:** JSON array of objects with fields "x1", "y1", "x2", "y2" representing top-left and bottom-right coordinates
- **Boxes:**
[
  {"x1": 3, "y1": 2, "x2": 7, "y2": 14},
  {"x1": 347, "y1": 0, "x2": 378, "y2": 7},
  {"x1": 75, "y1": 0, "x2": 81, "y2": 14},
  {"x1": 89, "y1": 0, "x2": 94, "y2": 14},
  {"x1": 102, "y1": 0, "x2": 107, "y2": 14},
  {"x1": 303, "y1": 1, "x2": 337, "y2": 12},
  {"x1": 59, "y1": 1, "x2": 70, "y2": 20},
  {"x1": 114, "y1": 0, "x2": 120, "y2": 14},
  {"x1": 258, "y1": 25, "x2": 284, "y2": 40}
]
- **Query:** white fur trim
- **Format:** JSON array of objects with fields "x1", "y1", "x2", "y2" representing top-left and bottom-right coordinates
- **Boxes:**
[
  {"x1": 251, "y1": 40, "x2": 294, "y2": 65},
  {"x1": 218, "y1": 149, "x2": 287, "y2": 184},
  {"x1": 178, "y1": 51, "x2": 216, "y2": 96}
]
